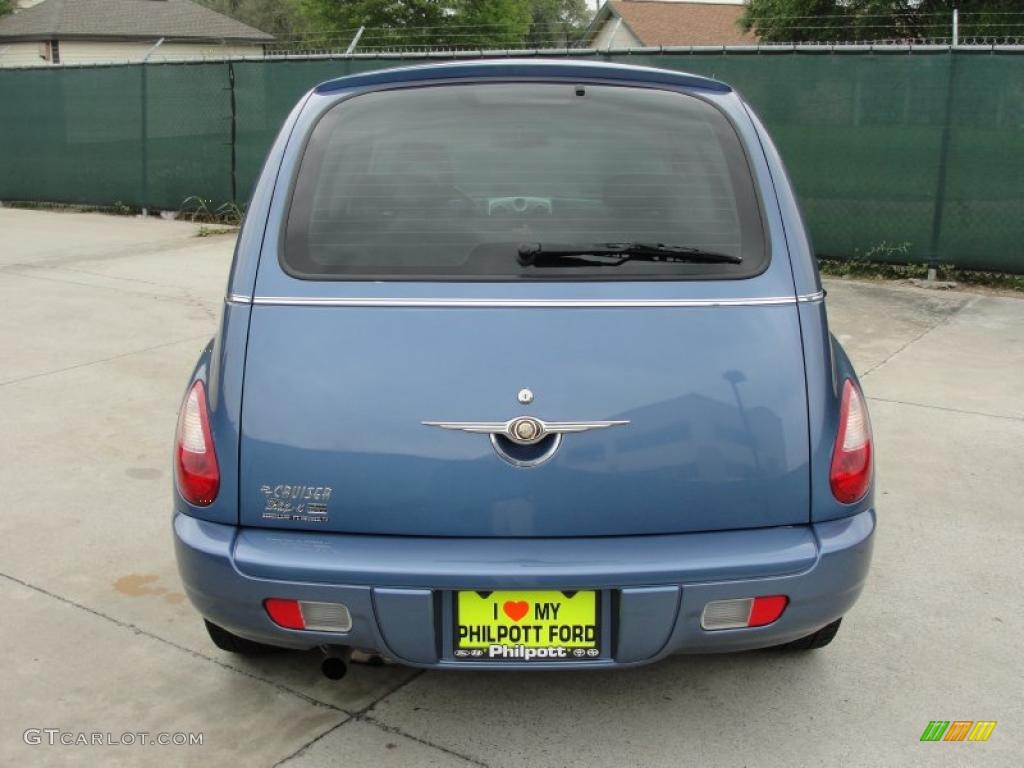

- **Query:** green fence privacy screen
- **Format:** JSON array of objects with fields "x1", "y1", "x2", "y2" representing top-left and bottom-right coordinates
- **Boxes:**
[{"x1": 1, "y1": 51, "x2": 1022, "y2": 273}]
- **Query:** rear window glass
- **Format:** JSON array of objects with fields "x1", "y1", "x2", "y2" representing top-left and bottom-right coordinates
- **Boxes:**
[{"x1": 283, "y1": 83, "x2": 767, "y2": 280}]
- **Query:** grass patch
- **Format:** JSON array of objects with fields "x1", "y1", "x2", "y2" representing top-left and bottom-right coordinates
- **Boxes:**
[
  {"x1": 3, "y1": 199, "x2": 141, "y2": 216},
  {"x1": 938, "y1": 269, "x2": 1024, "y2": 292},
  {"x1": 178, "y1": 196, "x2": 244, "y2": 226},
  {"x1": 818, "y1": 254, "x2": 1024, "y2": 293},
  {"x1": 196, "y1": 225, "x2": 237, "y2": 237}
]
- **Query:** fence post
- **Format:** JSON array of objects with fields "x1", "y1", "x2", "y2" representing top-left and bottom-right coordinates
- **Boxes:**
[
  {"x1": 138, "y1": 38, "x2": 165, "y2": 215},
  {"x1": 228, "y1": 61, "x2": 237, "y2": 204},
  {"x1": 140, "y1": 62, "x2": 148, "y2": 215},
  {"x1": 927, "y1": 50, "x2": 958, "y2": 279},
  {"x1": 346, "y1": 27, "x2": 365, "y2": 55}
]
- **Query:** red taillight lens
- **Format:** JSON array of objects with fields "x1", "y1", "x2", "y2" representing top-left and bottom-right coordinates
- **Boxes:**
[
  {"x1": 264, "y1": 598, "x2": 305, "y2": 630},
  {"x1": 174, "y1": 380, "x2": 219, "y2": 506},
  {"x1": 830, "y1": 379, "x2": 873, "y2": 504},
  {"x1": 748, "y1": 595, "x2": 789, "y2": 627}
]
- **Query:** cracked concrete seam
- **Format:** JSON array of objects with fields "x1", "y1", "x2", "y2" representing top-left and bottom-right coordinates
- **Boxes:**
[
  {"x1": 359, "y1": 714, "x2": 490, "y2": 768},
  {"x1": 270, "y1": 716, "x2": 354, "y2": 768},
  {"x1": 0, "y1": 569, "x2": 344, "y2": 714},
  {"x1": 0, "y1": 569, "x2": 471, "y2": 767},
  {"x1": 859, "y1": 295, "x2": 977, "y2": 379},
  {"x1": 0, "y1": 334, "x2": 212, "y2": 388},
  {"x1": 0, "y1": 231, "x2": 212, "y2": 272},
  {"x1": 273, "y1": 710, "x2": 490, "y2": 768},
  {"x1": 269, "y1": 669, "x2": 495, "y2": 768},
  {"x1": 1, "y1": 266, "x2": 221, "y2": 314},
  {"x1": 866, "y1": 395, "x2": 1023, "y2": 423}
]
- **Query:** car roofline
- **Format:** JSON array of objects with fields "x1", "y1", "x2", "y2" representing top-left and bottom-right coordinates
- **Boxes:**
[{"x1": 313, "y1": 59, "x2": 732, "y2": 95}]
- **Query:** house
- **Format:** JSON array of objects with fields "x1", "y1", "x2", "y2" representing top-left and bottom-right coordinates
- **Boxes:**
[
  {"x1": 0, "y1": 0, "x2": 273, "y2": 67},
  {"x1": 582, "y1": 0, "x2": 758, "y2": 49}
]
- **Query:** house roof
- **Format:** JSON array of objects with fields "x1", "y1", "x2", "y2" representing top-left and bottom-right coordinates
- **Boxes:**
[
  {"x1": 587, "y1": 1, "x2": 757, "y2": 47},
  {"x1": 0, "y1": 0, "x2": 274, "y2": 43}
]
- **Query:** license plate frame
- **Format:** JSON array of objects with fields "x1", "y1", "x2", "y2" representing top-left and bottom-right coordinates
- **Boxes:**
[{"x1": 452, "y1": 589, "x2": 602, "y2": 662}]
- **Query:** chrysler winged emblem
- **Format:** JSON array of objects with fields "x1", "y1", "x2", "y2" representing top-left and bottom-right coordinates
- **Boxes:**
[{"x1": 422, "y1": 416, "x2": 629, "y2": 446}]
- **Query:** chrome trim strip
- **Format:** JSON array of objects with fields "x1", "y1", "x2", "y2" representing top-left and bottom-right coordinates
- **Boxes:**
[
  {"x1": 226, "y1": 293, "x2": 252, "y2": 304},
  {"x1": 250, "y1": 295, "x2": 816, "y2": 308},
  {"x1": 797, "y1": 290, "x2": 826, "y2": 303}
]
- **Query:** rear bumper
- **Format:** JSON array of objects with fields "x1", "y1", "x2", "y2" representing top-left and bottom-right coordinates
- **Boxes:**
[{"x1": 174, "y1": 510, "x2": 875, "y2": 668}]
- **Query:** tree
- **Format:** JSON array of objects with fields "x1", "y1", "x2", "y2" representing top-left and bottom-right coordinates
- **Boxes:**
[
  {"x1": 740, "y1": 0, "x2": 1024, "y2": 44},
  {"x1": 203, "y1": 0, "x2": 592, "y2": 50},
  {"x1": 197, "y1": 0, "x2": 309, "y2": 39},
  {"x1": 299, "y1": 0, "x2": 580, "y2": 50},
  {"x1": 300, "y1": 0, "x2": 452, "y2": 48},
  {"x1": 0, "y1": 0, "x2": 13, "y2": 17},
  {"x1": 526, "y1": 0, "x2": 592, "y2": 48},
  {"x1": 203, "y1": 0, "x2": 591, "y2": 50},
  {"x1": 447, "y1": 0, "x2": 534, "y2": 49}
]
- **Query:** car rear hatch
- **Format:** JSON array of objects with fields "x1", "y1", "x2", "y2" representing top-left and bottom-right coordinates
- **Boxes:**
[
  {"x1": 237, "y1": 78, "x2": 810, "y2": 537},
  {"x1": 239, "y1": 299, "x2": 809, "y2": 536}
]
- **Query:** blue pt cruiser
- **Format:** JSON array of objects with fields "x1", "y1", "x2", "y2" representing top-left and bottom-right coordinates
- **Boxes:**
[{"x1": 173, "y1": 60, "x2": 875, "y2": 675}]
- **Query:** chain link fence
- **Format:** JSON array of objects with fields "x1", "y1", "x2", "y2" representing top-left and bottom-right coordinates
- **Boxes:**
[{"x1": 1, "y1": 49, "x2": 1022, "y2": 272}]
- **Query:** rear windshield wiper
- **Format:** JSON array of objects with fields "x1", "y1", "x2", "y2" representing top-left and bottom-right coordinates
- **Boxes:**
[{"x1": 517, "y1": 242, "x2": 742, "y2": 268}]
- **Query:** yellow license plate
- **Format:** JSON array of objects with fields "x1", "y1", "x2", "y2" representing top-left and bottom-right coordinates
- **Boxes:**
[{"x1": 453, "y1": 590, "x2": 601, "y2": 661}]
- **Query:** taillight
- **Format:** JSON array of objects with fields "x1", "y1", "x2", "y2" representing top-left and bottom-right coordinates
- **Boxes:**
[
  {"x1": 175, "y1": 380, "x2": 219, "y2": 506},
  {"x1": 701, "y1": 595, "x2": 789, "y2": 630},
  {"x1": 264, "y1": 599, "x2": 353, "y2": 632},
  {"x1": 830, "y1": 379, "x2": 872, "y2": 504}
]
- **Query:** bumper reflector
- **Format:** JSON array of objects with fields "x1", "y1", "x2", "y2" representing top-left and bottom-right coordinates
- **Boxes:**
[
  {"x1": 701, "y1": 595, "x2": 788, "y2": 630},
  {"x1": 264, "y1": 599, "x2": 352, "y2": 632},
  {"x1": 300, "y1": 601, "x2": 353, "y2": 632}
]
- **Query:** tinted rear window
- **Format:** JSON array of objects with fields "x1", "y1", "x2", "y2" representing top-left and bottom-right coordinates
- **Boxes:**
[{"x1": 283, "y1": 83, "x2": 767, "y2": 280}]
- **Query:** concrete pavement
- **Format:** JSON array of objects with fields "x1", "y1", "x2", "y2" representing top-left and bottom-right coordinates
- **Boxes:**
[{"x1": 0, "y1": 207, "x2": 1021, "y2": 766}]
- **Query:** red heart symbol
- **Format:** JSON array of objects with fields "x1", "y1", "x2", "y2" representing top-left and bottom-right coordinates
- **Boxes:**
[{"x1": 502, "y1": 600, "x2": 529, "y2": 622}]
